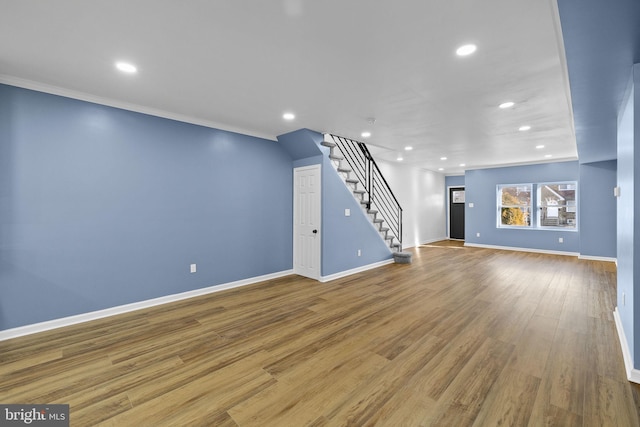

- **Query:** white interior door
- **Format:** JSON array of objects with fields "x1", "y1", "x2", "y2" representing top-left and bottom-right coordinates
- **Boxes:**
[{"x1": 294, "y1": 165, "x2": 321, "y2": 280}]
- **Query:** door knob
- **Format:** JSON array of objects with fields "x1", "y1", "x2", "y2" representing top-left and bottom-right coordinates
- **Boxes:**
[{"x1": 312, "y1": 229, "x2": 318, "y2": 234}]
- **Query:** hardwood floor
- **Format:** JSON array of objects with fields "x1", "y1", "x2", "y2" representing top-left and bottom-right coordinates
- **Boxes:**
[{"x1": 1, "y1": 242, "x2": 639, "y2": 426}]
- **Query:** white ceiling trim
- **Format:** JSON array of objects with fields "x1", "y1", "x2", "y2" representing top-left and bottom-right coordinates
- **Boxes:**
[
  {"x1": 0, "y1": 74, "x2": 278, "y2": 142},
  {"x1": 460, "y1": 155, "x2": 579, "y2": 173}
]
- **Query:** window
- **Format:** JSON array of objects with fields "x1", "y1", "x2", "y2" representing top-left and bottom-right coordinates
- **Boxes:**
[
  {"x1": 538, "y1": 182, "x2": 577, "y2": 229},
  {"x1": 497, "y1": 182, "x2": 577, "y2": 229},
  {"x1": 498, "y1": 184, "x2": 532, "y2": 227}
]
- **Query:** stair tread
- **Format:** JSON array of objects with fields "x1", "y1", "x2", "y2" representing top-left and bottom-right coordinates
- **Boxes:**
[
  {"x1": 346, "y1": 178, "x2": 359, "y2": 183},
  {"x1": 337, "y1": 167, "x2": 352, "y2": 173},
  {"x1": 321, "y1": 140, "x2": 336, "y2": 147},
  {"x1": 353, "y1": 189, "x2": 366, "y2": 194},
  {"x1": 380, "y1": 227, "x2": 390, "y2": 232},
  {"x1": 329, "y1": 154, "x2": 344, "y2": 160},
  {"x1": 373, "y1": 218, "x2": 384, "y2": 223},
  {"x1": 368, "y1": 210, "x2": 378, "y2": 214}
]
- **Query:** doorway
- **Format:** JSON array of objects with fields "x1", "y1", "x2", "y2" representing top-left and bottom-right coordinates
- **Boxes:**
[
  {"x1": 449, "y1": 186, "x2": 465, "y2": 240},
  {"x1": 293, "y1": 165, "x2": 321, "y2": 280}
]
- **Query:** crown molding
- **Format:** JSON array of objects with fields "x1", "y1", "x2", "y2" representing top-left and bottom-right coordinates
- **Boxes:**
[{"x1": 0, "y1": 74, "x2": 277, "y2": 142}]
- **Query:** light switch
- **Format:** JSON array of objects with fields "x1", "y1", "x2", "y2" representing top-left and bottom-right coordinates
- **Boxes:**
[
  {"x1": 345, "y1": 208, "x2": 351, "y2": 216},
  {"x1": 469, "y1": 203, "x2": 474, "y2": 208}
]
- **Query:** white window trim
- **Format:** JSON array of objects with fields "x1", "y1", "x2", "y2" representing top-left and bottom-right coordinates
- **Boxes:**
[
  {"x1": 497, "y1": 183, "x2": 533, "y2": 229},
  {"x1": 536, "y1": 181, "x2": 578, "y2": 231},
  {"x1": 496, "y1": 181, "x2": 578, "y2": 231}
]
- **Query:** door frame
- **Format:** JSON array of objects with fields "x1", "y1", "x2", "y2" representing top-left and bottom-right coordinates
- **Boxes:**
[
  {"x1": 447, "y1": 185, "x2": 465, "y2": 240},
  {"x1": 293, "y1": 164, "x2": 322, "y2": 280}
]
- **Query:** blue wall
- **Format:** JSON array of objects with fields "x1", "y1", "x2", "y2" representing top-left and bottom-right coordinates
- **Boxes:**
[
  {"x1": 579, "y1": 160, "x2": 617, "y2": 258},
  {"x1": 445, "y1": 175, "x2": 465, "y2": 188},
  {"x1": 557, "y1": 0, "x2": 640, "y2": 164},
  {"x1": 278, "y1": 128, "x2": 323, "y2": 161},
  {"x1": 464, "y1": 162, "x2": 580, "y2": 253},
  {"x1": 321, "y1": 152, "x2": 392, "y2": 276},
  {"x1": 0, "y1": 84, "x2": 294, "y2": 331},
  {"x1": 617, "y1": 66, "x2": 638, "y2": 365}
]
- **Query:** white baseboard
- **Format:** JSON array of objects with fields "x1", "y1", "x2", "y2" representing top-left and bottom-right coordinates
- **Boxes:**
[
  {"x1": 402, "y1": 237, "x2": 449, "y2": 250},
  {"x1": 0, "y1": 269, "x2": 294, "y2": 342},
  {"x1": 613, "y1": 307, "x2": 640, "y2": 383},
  {"x1": 463, "y1": 242, "x2": 616, "y2": 262},
  {"x1": 422, "y1": 237, "x2": 450, "y2": 245},
  {"x1": 320, "y1": 259, "x2": 395, "y2": 282},
  {"x1": 578, "y1": 254, "x2": 617, "y2": 263},
  {"x1": 464, "y1": 242, "x2": 579, "y2": 257}
]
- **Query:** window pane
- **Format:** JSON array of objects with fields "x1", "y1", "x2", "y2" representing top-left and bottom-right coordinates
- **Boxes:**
[
  {"x1": 498, "y1": 184, "x2": 532, "y2": 227},
  {"x1": 538, "y1": 182, "x2": 577, "y2": 228},
  {"x1": 500, "y1": 185, "x2": 531, "y2": 207},
  {"x1": 540, "y1": 183, "x2": 576, "y2": 207},
  {"x1": 501, "y1": 207, "x2": 531, "y2": 226}
]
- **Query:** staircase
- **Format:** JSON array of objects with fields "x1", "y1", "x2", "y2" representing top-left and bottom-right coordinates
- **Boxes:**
[{"x1": 322, "y1": 134, "x2": 403, "y2": 252}]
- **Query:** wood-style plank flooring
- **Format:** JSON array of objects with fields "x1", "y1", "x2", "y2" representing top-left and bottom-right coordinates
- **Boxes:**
[{"x1": 1, "y1": 241, "x2": 639, "y2": 426}]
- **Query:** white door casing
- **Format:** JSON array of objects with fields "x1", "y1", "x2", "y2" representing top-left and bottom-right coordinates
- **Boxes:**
[{"x1": 293, "y1": 165, "x2": 321, "y2": 280}]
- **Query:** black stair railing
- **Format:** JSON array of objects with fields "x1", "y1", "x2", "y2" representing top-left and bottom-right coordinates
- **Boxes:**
[{"x1": 327, "y1": 134, "x2": 403, "y2": 251}]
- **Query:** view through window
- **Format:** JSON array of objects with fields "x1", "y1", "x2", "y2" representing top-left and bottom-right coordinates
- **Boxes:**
[
  {"x1": 538, "y1": 183, "x2": 577, "y2": 228},
  {"x1": 497, "y1": 182, "x2": 577, "y2": 229},
  {"x1": 498, "y1": 184, "x2": 532, "y2": 227}
]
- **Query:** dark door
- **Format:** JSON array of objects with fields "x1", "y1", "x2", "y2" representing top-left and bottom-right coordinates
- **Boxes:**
[{"x1": 449, "y1": 187, "x2": 465, "y2": 240}]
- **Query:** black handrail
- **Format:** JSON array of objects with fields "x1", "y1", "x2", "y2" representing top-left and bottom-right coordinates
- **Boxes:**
[{"x1": 327, "y1": 134, "x2": 403, "y2": 251}]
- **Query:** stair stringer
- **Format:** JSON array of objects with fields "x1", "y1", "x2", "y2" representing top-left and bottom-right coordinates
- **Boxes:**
[
  {"x1": 318, "y1": 153, "x2": 393, "y2": 275},
  {"x1": 321, "y1": 134, "x2": 402, "y2": 252}
]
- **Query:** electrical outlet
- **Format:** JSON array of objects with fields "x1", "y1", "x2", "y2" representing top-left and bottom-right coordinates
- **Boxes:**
[
  {"x1": 476, "y1": 232, "x2": 480, "y2": 237},
  {"x1": 345, "y1": 208, "x2": 351, "y2": 216},
  {"x1": 357, "y1": 249, "x2": 361, "y2": 257},
  {"x1": 558, "y1": 237, "x2": 563, "y2": 243},
  {"x1": 190, "y1": 263, "x2": 197, "y2": 273}
]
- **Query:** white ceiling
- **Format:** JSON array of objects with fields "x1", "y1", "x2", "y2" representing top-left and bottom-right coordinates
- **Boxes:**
[{"x1": 0, "y1": 0, "x2": 577, "y2": 175}]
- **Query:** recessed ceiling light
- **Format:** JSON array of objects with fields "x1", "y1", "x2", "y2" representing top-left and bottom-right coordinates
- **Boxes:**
[
  {"x1": 361, "y1": 131, "x2": 371, "y2": 138},
  {"x1": 545, "y1": 154, "x2": 553, "y2": 158},
  {"x1": 536, "y1": 145, "x2": 545, "y2": 149},
  {"x1": 456, "y1": 44, "x2": 477, "y2": 56},
  {"x1": 405, "y1": 146, "x2": 413, "y2": 151},
  {"x1": 438, "y1": 168, "x2": 444, "y2": 171},
  {"x1": 283, "y1": 112, "x2": 295, "y2": 120},
  {"x1": 499, "y1": 101, "x2": 515, "y2": 109},
  {"x1": 440, "y1": 156, "x2": 447, "y2": 160},
  {"x1": 397, "y1": 156, "x2": 403, "y2": 161},
  {"x1": 115, "y1": 62, "x2": 137, "y2": 73},
  {"x1": 459, "y1": 163, "x2": 466, "y2": 167},
  {"x1": 519, "y1": 125, "x2": 531, "y2": 131}
]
